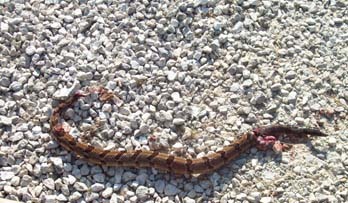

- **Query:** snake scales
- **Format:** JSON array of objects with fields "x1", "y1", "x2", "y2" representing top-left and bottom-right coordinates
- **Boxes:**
[{"x1": 50, "y1": 87, "x2": 328, "y2": 175}]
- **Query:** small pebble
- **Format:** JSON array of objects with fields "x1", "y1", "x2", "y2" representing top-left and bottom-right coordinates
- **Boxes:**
[
  {"x1": 74, "y1": 182, "x2": 88, "y2": 192},
  {"x1": 0, "y1": 171, "x2": 15, "y2": 181},
  {"x1": 102, "y1": 187, "x2": 113, "y2": 198},
  {"x1": 43, "y1": 178, "x2": 55, "y2": 190},
  {"x1": 173, "y1": 118, "x2": 185, "y2": 125},
  {"x1": 0, "y1": 116, "x2": 12, "y2": 126},
  {"x1": 91, "y1": 183, "x2": 105, "y2": 192},
  {"x1": 260, "y1": 197, "x2": 272, "y2": 203},
  {"x1": 164, "y1": 184, "x2": 180, "y2": 196},
  {"x1": 328, "y1": 137, "x2": 336, "y2": 147}
]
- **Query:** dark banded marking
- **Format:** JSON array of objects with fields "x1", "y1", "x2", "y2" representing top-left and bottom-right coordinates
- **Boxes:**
[
  {"x1": 84, "y1": 145, "x2": 95, "y2": 154},
  {"x1": 99, "y1": 149, "x2": 111, "y2": 158},
  {"x1": 166, "y1": 155, "x2": 175, "y2": 166},
  {"x1": 147, "y1": 151, "x2": 159, "y2": 161},
  {"x1": 185, "y1": 158, "x2": 193, "y2": 173},
  {"x1": 202, "y1": 156, "x2": 213, "y2": 170},
  {"x1": 66, "y1": 137, "x2": 77, "y2": 146},
  {"x1": 113, "y1": 151, "x2": 126, "y2": 162},
  {"x1": 131, "y1": 150, "x2": 142, "y2": 160},
  {"x1": 233, "y1": 142, "x2": 241, "y2": 151},
  {"x1": 216, "y1": 150, "x2": 228, "y2": 162},
  {"x1": 147, "y1": 152, "x2": 160, "y2": 167}
]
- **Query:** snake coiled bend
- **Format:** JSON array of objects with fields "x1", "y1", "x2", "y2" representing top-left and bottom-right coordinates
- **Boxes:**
[{"x1": 50, "y1": 87, "x2": 328, "y2": 175}]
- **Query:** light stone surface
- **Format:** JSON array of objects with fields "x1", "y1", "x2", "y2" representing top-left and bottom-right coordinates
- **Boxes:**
[{"x1": 0, "y1": 0, "x2": 347, "y2": 202}]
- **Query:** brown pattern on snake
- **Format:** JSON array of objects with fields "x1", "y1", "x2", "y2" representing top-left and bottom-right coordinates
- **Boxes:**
[{"x1": 50, "y1": 87, "x2": 328, "y2": 175}]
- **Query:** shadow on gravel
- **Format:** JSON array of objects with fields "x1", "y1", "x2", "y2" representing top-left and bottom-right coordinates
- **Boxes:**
[{"x1": 44, "y1": 135, "x2": 328, "y2": 202}]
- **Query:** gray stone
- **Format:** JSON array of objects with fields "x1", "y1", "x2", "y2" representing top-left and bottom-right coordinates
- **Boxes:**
[
  {"x1": 171, "y1": 92, "x2": 182, "y2": 102},
  {"x1": 25, "y1": 46, "x2": 36, "y2": 55},
  {"x1": 155, "y1": 180, "x2": 165, "y2": 194},
  {"x1": 63, "y1": 15, "x2": 74, "y2": 23},
  {"x1": 0, "y1": 21, "x2": 9, "y2": 32},
  {"x1": 184, "y1": 197, "x2": 196, "y2": 203},
  {"x1": 242, "y1": 79, "x2": 253, "y2": 88},
  {"x1": 32, "y1": 126, "x2": 42, "y2": 134},
  {"x1": 34, "y1": 185, "x2": 43, "y2": 197},
  {"x1": 136, "y1": 186, "x2": 149, "y2": 200},
  {"x1": 0, "y1": 115, "x2": 12, "y2": 126},
  {"x1": 10, "y1": 176, "x2": 20, "y2": 186},
  {"x1": 53, "y1": 81, "x2": 80, "y2": 100},
  {"x1": 164, "y1": 184, "x2": 179, "y2": 196},
  {"x1": 56, "y1": 194, "x2": 67, "y2": 202},
  {"x1": 328, "y1": 137, "x2": 336, "y2": 147},
  {"x1": 122, "y1": 171, "x2": 137, "y2": 182},
  {"x1": 173, "y1": 118, "x2": 185, "y2": 125},
  {"x1": 80, "y1": 164, "x2": 90, "y2": 176},
  {"x1": 43, "y1": 195, "x2": 56, "y2": 203},
  {"x1": 50, "y1": 22, "x2": 61, "y2": 29},
  {"x1": 93, "y1": 173, "x2": 105, "y2": 182},
  {"x1": 285, "y1": 70, "x2": 297, "y2": 79},
  {"x1": 0, "y1": 77, "x2": 10, "y2": 87},
  {"x1": 69, "y1": 192, "x2": 82, "y2": 202},
  {"x1": 0, "y1": 171, "x2": 15, "y2": 180},
  {"x1": 77, "y1": 72, "x2": 93, "y2": 81},
  {"x1": 251, "y1": 92, "x2": 267, "y2": 104},
  {"x1": 260, "y1": 197, "x2": 272, "y2": 203},
  {"x1": 62, "y1": 175, "x2": 76, "y2": 185},
  {"x1": 21, "y1": 175, "x2": 32, "y2": 187},
  {"x1": 74, "y1": 182, "x2": 88, "y2": 192},
  {"x1": 271, "y1": 83, "x2": 282, "y2": 91},
  {"x1": 236, "y1": 193, "x2": 247, "y2": 200},
  {"x1": 249, "y1": 191, "x2": 261, "y2": 202},
  {"x1": 49, "y1": 157, "x2": 63, "y2": 168},
  {"x1": 102, "y1": 187, "x2": 113, "y2": 198},
  {"x1": 43, "y1": 178, "x2": 55, "y2": 190},
  {"x1": 232, "y1": 22, "x2": 244, "y2": 33},
  {"x1": 91, "y1": 183, "x2": 105, "y2": 192},
  {"x1": 11, "y1": 132, "x2": 24, "y2": 142},
  {"x1": 167, "y1": 70, "x2": 177, "y2": 81},
  {"x1": 237, "y1": 106, "x2": 252, "y2": 115},
  {"x1": 310, "y1": 103, "x2": 321, "y2": 111},
  {"x1": 9, "y1": 81, "x2": 22, "y2": 91},
  {"x1": 288, "y1": 91, "x2": 297, "y2": 103}
]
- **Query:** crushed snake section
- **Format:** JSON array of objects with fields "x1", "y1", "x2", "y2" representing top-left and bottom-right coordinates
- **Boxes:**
[{"x1": 49, "y1": 87, "x2": 328, "y2": 175}]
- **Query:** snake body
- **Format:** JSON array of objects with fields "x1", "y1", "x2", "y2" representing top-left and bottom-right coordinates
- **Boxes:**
[{"x1": 50, "y1": 87, "x2": 327, "y2": 175}]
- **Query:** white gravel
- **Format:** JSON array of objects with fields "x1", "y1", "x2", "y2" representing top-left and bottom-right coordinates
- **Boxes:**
[{"x1": 0, "y1": 0, "x2": 347, "y2": 202}]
